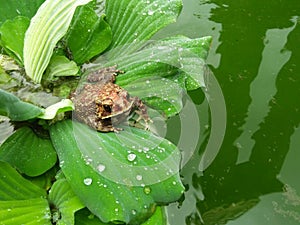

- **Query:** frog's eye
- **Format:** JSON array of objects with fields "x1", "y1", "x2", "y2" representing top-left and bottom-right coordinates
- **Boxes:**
[{"x1": 103, "y1": 104, "x2": 111, "y2": 113}]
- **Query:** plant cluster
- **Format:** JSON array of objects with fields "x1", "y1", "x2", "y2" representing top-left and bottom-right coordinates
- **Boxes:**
[{"x1": 0, "y1": 0, "x2": 211, "y2": 224}]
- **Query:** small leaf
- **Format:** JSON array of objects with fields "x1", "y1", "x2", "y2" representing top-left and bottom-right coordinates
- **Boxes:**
[
  {"x1": 23, "y1": 0, "x2": 92, "y2": 83},
  {"x1": 0, "y1": 161, "x2": 51, "y2": 224},
  {"x1": 105, "y1": 0, "x2": 182, "y2": 55},
  {"x1": 45, "y1": 55, "x2": 79, "y2": 80},
  {"x1": 0, "y1": 16, "x2": 30, "y2": 64},
  {"x1": 49, "y1": 178, "x2": 85, "y2": 225},
  {"x1": 0, "y1": 126, "x2": 57, "y2": 177},
  {"x1": 0, "y1": 89, "x2": 43, "y2": 121},
  {"x1": 38, "y1": 99, "x2": 74, "y2": 120},
  {"x1": 50, "y1": 120, "x2": 184, "y2": 224},
  {"x1": 66, "y1": 6, "x2": 112, "y2": 64}
]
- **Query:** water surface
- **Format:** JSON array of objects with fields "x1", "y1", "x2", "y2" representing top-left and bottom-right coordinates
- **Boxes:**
[{"x1": 155, "y1": 0, "x2": 300, "y2": 224}]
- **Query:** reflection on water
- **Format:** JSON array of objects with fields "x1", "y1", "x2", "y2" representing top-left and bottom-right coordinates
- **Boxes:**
[{"x1": 156, "y1": 0, "x2": 300, "y2": 224}]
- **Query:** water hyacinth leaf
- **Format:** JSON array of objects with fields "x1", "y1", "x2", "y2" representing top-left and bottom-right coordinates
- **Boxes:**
[
  {"x1": 0, "y1": 0, "x2": 44, "y2": 26},
  {"x1": 0, "y1": 198, "x2": 51, "y2": 225},
  {"x1": 0, "y1": 162, "x2": 51, "y2": 224},
  {"x1": 110, "y1": 36, "x2": 212, "y2": 90},
  {"x1": 88, "y1": 36, "x2": 211, "y2": 116},
  {"x1": 142, "y1": 206, "x2": 167, "y2": 225},
  {"x1": 105, "y1": 0, "x2": 182, "y2": 55},
  {"x1": 0, "y1": 89, "x2": 43, "y2": 121},
  {"x1": 50, "y1": 120, "x2": 184, "y2": 224},
  {"x1": 45, "y1": 55, "x2": 79, "y2": 81},
  {"x1": 75, "y1": 208, "x2": 112, "y2": 225},
  {"x1": 23, "y1": 0, "x2": 92, "y2": 83},
  {"x1": 66, "y1": 6, "x2": 112, "y2": 64},
  {"x1": 38, "y1": 99, "x2": 74, "y2": 120},
  {"x1": 0, "y1": 16, "x2": 30, "y2": 64},
  {"x1": 122, "y1": 76, "x2": 183, "y2": 117},
  {"x1": 0, "y1": 161, "x2": 47, "y2": 200},
  {"x1": 49, "y1": 178, "x2": 85, "y2": 225},
  {"x1": 0, "y1": 126, "x2": 57, "y2": 177}
]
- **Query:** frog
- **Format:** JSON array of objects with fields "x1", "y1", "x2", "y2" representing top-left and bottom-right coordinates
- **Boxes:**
[{"x1": 71, "y1": 65, "x2": 150, "y2": 132}]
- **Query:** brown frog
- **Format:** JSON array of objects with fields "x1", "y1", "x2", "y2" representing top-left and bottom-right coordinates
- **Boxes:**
[{"x1": 71, "y1": 65, "x2": 150, "y2": 132}]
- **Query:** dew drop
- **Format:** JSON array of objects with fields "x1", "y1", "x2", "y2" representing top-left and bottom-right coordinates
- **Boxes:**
[
  {"x1": 83, "y1": 178, "x2": 92, "y2": 186},
  {"x1": 143, "y1": 186, "x2": 151, "y2": 194},
  {"x1": 127, "y1": 153, "x2": 137, "y2": 161},
  {"x1": 97, "y1": 164, "x2": 106, "y2": 172},
  {"x1": 136, "y1": 175, "x2": 143, "y2": 181},
  {"x1": 148, "y1": 10, "x2": 154, "y2": 16},
  {"x1": 132, "y1": 209, "x2": 137, "y2": 215}
]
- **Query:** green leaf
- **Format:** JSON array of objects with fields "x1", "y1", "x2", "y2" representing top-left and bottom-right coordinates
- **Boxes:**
[
  {"x1": 142, "y1": 206, "x2": 167, "y2": 225},
  {"x1": 75, "y1": 208, "x2": 112, "y2": 225},
  {"x1": 49, "y1": 178, "x2": 85, "y2": 225},
  {"x1": 0, "y1": 0, "x2": 44, "y2": 26},
  {"x1": 0, "y1": 126, "x2": 57, "y2": 177},
  {"x1": 38, "y1": 99, "x2": 74, "y2": 120},
  {"x1": 45, "y1": 55, "x2": 79, "y2": 80},
  {"x1": 66, "y1": 6, "x2": 112, "y2": 64},
  {"x1": 0, "y1": 161, "x2": 51, "y2": 224},
  {"x1": 50, "y1": 120, "x2": 184, "y2": 224},
  {"x1": 105, "y1": 0, "x2": 182, "y2": 55},
  {"x1": 23, "y1": 0, "x2": 92, "y2": 83},
  {"x1": 0, "y1": 198, "x2": 51, "y2": 225},
  {"x1": 89, "y1": 36, "x2": 212, "y2": 116},
  {"x1": 0, "y1": 89, "x2": 43, "y2": 121},
  {"x1": 0, "y1": 161, "x2": 47, "y2": 200},
  {"x1": 0, "y1": 16, "x2": 30, "y2": 64}
]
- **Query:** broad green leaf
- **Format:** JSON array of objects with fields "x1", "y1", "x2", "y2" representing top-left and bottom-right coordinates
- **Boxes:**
[
  {"x1": 0, "y1": 161, "x2": 51, "y2": 224},
  {"x1": 0, "y1": 0, "x2": 44, "y2": 26},
  {"x1": 38, "y1": 99, "x2": 74, "y2": 120},
  {"x1": 0, "y1": 16, "x2": 29, "y2": 64},
  {"x1": 23, "y1": 0, "x2": 92, "y2": 83},
  {"x1": 45, "y1": 55, "x2": 79, "y2": 80},
  {"x1": 105, "y1": 0, "x2": 182, "y2": 55},
  {"x1": 0, "y1": 89, "x2": 43, "y2": 121},
  {"x1": 65, "y1": 6, "x2": 112, "y2": 64},
  {"x1": 0, "y1": 126, "x2": 57, "y2": 177},
  {"x1": 89, "y1": 36, "x2": 212, "y2": 116},
  {"x1": 0, "y1": 198, "x2": 51, "y2": 225},
  {"x1": 49, "y1": 178, "x2": 85, "y2": 225},
  {"x1": 50, "y1": 120, "x2": 184, "y2": 224},
  {"x1": 0, "y1": 161, "x2": 46, "y2": 200}
]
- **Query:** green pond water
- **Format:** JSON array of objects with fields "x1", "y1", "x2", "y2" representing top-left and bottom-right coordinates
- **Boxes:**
[{"x1": 155, "y1": 0, "x2": 300, "y2": 224}]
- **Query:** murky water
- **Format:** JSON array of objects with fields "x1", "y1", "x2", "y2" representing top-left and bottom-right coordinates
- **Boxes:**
[{"x1": 155, "y1": 0, "x2": 300, "y2": 224}]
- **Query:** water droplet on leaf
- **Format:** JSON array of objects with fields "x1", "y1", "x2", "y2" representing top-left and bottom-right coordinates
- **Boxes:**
[{"x1": 83, "y1": 178, "x2": 92, "y2": 186}]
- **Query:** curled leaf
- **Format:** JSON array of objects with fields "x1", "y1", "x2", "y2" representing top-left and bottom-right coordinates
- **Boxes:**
[{"x1": 24, "y1": 0, "x2": 92, "y2": 83}]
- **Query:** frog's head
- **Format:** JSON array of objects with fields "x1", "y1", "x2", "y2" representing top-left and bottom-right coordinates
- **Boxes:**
[{"x1": 95, "y1": 83, "x2": 134, "y2": 120}]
